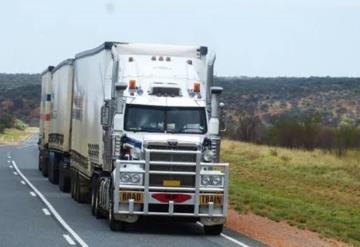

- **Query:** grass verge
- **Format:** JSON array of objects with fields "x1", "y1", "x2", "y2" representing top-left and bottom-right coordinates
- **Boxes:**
[
  {"x1": 222, "y1": 140, "x2": 360, "y2": 246},
  {"x1": 0, "y1": 128, "x2": 36, "y2": 145}
]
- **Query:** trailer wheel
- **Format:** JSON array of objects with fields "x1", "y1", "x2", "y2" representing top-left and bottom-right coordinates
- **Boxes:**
[
  {"x1": 38, "y1": 152, "x2": 42, "y2": 171},
  {"x1": 41, "y1": 151, "x2": 49, "y2": 177},
  {"x1": 59, "y1": 160, "x2": 70, "y2": 193},
  {"x1": 48, "y1": 152, "x2": 59, "y2": 184},
  {"x1": 204, "y1": 224, "x2": 223, "y2": 235}
]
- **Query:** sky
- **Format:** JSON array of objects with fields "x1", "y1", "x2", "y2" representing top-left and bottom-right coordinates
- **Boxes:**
[{"x1": 0, "y1": 0, "x2": 359, "y2": 77}]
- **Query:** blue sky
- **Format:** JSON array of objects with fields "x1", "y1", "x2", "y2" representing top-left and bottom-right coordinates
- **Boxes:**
[{"x1": 0, "y1": 0, "x2": 359, "y2": 76}]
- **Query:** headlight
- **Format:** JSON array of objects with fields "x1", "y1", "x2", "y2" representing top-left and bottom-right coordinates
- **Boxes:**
[
  {"x1": 120, "y1": 173, "x2": 131, "y2": 183},
  {"x1": 119, "y1": 173, "x2": 143, "y2": 185},
  {"x1": 201, "y1": 175, "x2": 223, "y2": 187},
  {"x1": 201, "y1": 175, "x2": 211, "y2": 186},
  {"x1": 203, "y1": 149, "x2": 215, "y2": 162},
  {"x1": 130, "y1": 174, "x2": 141, "y2": 184}
]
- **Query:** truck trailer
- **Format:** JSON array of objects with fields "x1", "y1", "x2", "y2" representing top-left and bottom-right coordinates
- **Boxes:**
[
  {"x1": 38, "y1": 66, "x2": 54, "y2": 176},
  {"x1": 39, "y1": 42, "x2": 229, "y2": 235},
  {"x1": 47, "y1": 59, "x2": 74, "y2": 192}
]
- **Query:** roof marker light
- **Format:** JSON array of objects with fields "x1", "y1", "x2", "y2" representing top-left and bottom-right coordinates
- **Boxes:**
[
  {"x1": 193, "y1": 82, "x2": 201, "y2": 93},
  {"x1": 159, "y1": 56, "x2": 164, "y2": 61},
  {"x1": 166, "y1": 57, "x2": 171, "y2": 62},
  {"x1": 151, "y1": 56, "x2": 156, "y2": 61},
  {"x1": 129, "y1": 80, "x2": 136, "y2": 90},
  {"x1": 128, "y1": 57, "x2": 134, "y2": 62},
  {"x1": 187, "y1": 60, "x2": 192, "y2": 65}
]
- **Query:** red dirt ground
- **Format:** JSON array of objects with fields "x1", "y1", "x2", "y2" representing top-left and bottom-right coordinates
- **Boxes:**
[{"x1": 225, "y1": 209, "x2": 353, "y2": 247}]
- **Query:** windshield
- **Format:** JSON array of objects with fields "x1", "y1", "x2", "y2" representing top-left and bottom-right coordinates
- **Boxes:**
[{"x1": 124, "y1": 105, "x2": 207, "y2": 134}]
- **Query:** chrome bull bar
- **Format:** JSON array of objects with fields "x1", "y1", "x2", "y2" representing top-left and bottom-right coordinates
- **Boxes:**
[{"x1": 113, "y1": 148, "x2": 229, "y2": 217}]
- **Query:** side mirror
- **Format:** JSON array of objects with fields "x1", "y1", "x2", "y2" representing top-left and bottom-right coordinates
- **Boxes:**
[
  {"x1": 219, "y1": 102, "x2": 227, "y2": 132},
  {"x1": 101, "y1": 101, "x2": 111, "y2": 129}
]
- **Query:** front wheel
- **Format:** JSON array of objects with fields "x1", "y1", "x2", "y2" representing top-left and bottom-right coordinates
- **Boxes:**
[
  {"x1": 204, "y1": 224, "x2": 223, "y2": 235},
  {"x1": 108, "y1": 184, "x2": 124, "y2": 231}
]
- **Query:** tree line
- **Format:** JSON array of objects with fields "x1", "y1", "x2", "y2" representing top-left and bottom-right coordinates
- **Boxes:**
[{"x1": 225, "y1": 111, "x2": 360, "y2": 156}]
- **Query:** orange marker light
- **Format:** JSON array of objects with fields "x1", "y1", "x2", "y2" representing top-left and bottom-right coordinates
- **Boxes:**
[
  {"x1": 193, "y1": 82, "x2": 201, "y2": 93},
  {"x1": 129, "y1": 80, "x2": 136, "y2": 89}
]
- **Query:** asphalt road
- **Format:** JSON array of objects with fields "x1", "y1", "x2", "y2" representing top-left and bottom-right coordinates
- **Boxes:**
[{"x1": 0, "y1": 135, "x2": 267, "y2": 247}]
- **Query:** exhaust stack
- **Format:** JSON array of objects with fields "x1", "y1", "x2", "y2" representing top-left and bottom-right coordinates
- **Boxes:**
[
  {"x1": 208, "y1": 86, "x2": 223, "y2": 135},
  {"x1": 206, "y1": 53, "x2": 216, "y2": 109}
]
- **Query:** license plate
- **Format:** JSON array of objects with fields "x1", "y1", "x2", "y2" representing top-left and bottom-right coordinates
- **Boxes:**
[
  {"x1": 200, "y1": 194, "x2": 223, "y2": 206},
  {"x1": 120, "y1": 191, "x2": 143, "y2": 203},
  {"x1": 163, "y1": 180, "x2": 181, "y2": 187}
]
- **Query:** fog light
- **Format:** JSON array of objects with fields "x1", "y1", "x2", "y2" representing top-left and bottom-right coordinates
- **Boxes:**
[
  {"x1": 131, "y1": 174, "x2": 141, "y2": 184},
  {"x1": 201, "y1": 175, "x2": 223, "y2": 187},
  {"x1": 120, "y1": 174, "x2": 131, "y2": 183},
  {"x1": 119, "y1": 173, "x2": 143, "y2": 185},
  {"x1": 201, "y1": 175, "x2": 211, "y2": 186}
]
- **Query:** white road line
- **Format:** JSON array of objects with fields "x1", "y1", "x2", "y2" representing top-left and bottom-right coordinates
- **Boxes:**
[
  {"x1": 11, "y1": 160, "x2": 88, "y2": 247},
  {"x1": 30, "y1": 191, "x2": 37, "y2": 197},
  {"x1": 13, "y1": 171, "x2": 18, "y2": 176},
  {"x1": 221, "y1": 233, "x2": 252, "y2": 247},
  {"x1": 9, "y1": 165, "x2": 13, "y2": 168},
  {"x1": 42, "y1": 208, "x2": 51, "y2": 216},
  {"x1": 8, "y1": 160, "x2": 11, "y2": 163},
  {"x1": 20, "y1": 180, "x2": 26, "y2": 185},
  {"x1": 63, "y1": 234, "x2": 76, "y2": 246},
  {"x1": 196, "y1": 222, "x2": 251, "y2": 247}
]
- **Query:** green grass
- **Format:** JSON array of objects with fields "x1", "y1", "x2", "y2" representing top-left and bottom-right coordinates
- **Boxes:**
[
  {"x1": 0, "y1": 128, "x2": 33, "y2": 144},
  {"x1": 222, "y1": 140, "x2": 360, "y2": 246}
]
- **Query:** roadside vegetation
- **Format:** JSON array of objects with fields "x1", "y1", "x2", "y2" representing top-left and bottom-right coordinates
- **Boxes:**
[
  {"x1": 222, "y1": 140, "x2": 360, "y2": 246},
  {"x1": 0, "y1": 128, "x2": 34, "y2": 144},
  {"x1": 0, "y1": 113, "x2": 33, "y2": 144}
]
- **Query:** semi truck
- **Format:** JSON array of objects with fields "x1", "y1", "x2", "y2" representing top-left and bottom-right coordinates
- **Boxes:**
[{"x1": 39, "y1": 42, "x2": 229, "y2": 235}]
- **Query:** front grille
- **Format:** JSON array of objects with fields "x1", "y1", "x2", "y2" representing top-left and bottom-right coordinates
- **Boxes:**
[
  {"x1": 150, "y1": 153, "x2": 196, "y2": 162},
  {"x1": 151, "y1": 165, "x2": 195, "y2": 172},
  {"x1": 148, "y1": 145, "x2": 198, "y2": 151},
  {"x1": 147, "y1": 144, "x2": 199, "y2": 188}
]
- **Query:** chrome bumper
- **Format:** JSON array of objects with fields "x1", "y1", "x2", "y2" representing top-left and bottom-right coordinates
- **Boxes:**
[{"x1": 112, "y1": 148, "x2": 229, "y2": 217}]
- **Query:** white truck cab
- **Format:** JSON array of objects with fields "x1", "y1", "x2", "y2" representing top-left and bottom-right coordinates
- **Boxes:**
[{"x1": 40, "y1": 42, "x2": 228, "y2": 235}]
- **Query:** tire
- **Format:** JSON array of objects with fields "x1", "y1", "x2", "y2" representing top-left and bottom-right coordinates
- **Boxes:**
[
  {"x1": 74, "y1": 172, "x2": 80, "y2": 202},
  {"x1": 48, "y1": 152, "x2": 59, "y2": 184},
  {"x1": 90, "y1": 179, "x2": 97, "y2": 216},
  {"x1": 38, "y1": 152, "x2": 42, "y2": 171},
  {"x1": 91, "y1": 175, "x2": 103, "y2": 218},
  {"x1": 204, "y1": 224, "x2": 223, "y2": 235},
  {"x1": 108, "y1": 184, "x2": 123, "y2": 231},
  {"x1": 59, "y1": 160, "x2": 71, "y2": 193},
  {"x1": 70, "y1": 169, "x2": 77, "y2": 199},
  {"x1": 41, "y1": 152, "x2": 49, "y2": 177},
  {"x1": 71, "y1": 170, "x2": 89, "y2": 203}
]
